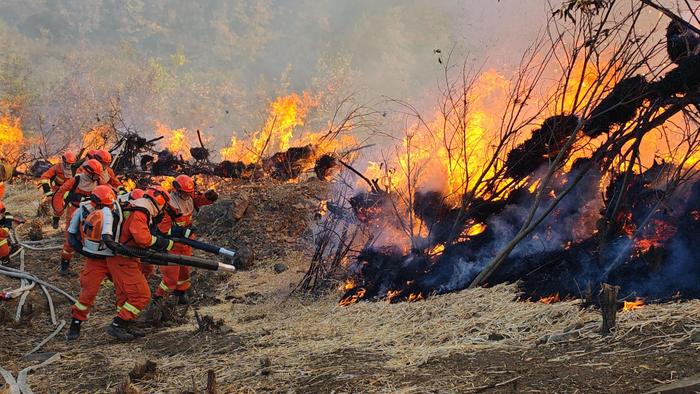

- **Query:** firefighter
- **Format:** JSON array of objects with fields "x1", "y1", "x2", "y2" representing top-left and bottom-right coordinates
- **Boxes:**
[
  {"x1": 91, "y1": 149, "x2": 123, "y2": 191},
  {"x1": 39, "y1": 151, "x2": 77, "y2": 221},
  {"x1": 117, "y1": 188, "x2": 145, "y2": 206},
  {"x1": 52, "y1": 159, "x2": 103, "y2": 275},
  {"x1": 154, "y1": 175, "x2": 217, "y2": 304},
  {"x1": 0, "y1": 201, "x2": 21, "y2": 261},
  {"x1": 103, "y1": 186, "x2": 174, "y2": 341},
  {"x1": 65, "y1": 185, "x2": 127, "y2": 340},
  {"x1": 0, "y1": 161, "x2": 14, "y2": 199}
]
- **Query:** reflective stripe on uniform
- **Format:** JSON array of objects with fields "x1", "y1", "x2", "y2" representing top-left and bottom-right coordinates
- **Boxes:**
[
  {"x1": 39, "y1": 179, "x2": 50, "y2": 185},
  {"x1": 149, "y1": 236, "x2": 157, "y2": 246},
  {"x1": 176, "y1": 221, "x2": 187, "y2": 226},
  {"x1": 73, "y1": 302, "x2": 88, "y2": 311},
  {"x1": 159, "y1": 281, "x2": 173, "y2": 292},
  {"x1": 177, "y1": 279, "x2": 190, "y2": 285},
  {"x1": 0, "y1": 239, "x2": 7, "y2": 247},
  {"x1": 166, "y1": 240, "x2": 174, "y2": 251},
  {"x1": 122, "y1": 302, "x2": 141, "y2": 316},
  {"x1": 116, "y1": 305, "x2": 122, "y2": 312}
]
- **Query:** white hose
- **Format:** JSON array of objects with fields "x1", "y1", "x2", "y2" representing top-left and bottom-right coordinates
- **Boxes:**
[
  {"x1": 23, "y1": 320, "x2": 65, "y2": 358},
  {"x1": 0, "y1": 366, "x2": 19, "y2": 394},
  {"x1": 17, "y1": 353, "x2": 61, "y2": 394},
  {"x1": 0, "y1": 267, "x2": 77, "y2": 303}
]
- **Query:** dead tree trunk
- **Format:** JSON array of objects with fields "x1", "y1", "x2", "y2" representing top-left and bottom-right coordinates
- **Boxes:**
[{"x1": 599, "y1": 283, "x2": 619, "y2": 336}]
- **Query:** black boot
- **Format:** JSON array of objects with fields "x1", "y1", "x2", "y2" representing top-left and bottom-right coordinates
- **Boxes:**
[
  {"x1": 127, "y1": 325, "x2": 146, "y2": 338},
  {"x1": 106, "y1": 317, "x2": 136, "y2": 341},
  {"x1": 58, "y1": 259, "x2": 70, "y2": 276},
  {"x1": 173, "y1": 290, "x2": 190, "y2": 305},
  {"x1": 66, "y1": 319, "x2": 82, "y2": 341}
]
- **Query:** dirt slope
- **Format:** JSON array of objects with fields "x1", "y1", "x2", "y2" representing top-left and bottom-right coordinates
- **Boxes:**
[{"x1": 0, "y1": 180, "x2": 698, "y2": 393}]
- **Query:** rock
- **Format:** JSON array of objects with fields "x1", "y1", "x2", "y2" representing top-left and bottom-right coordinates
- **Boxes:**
[
  {"x1": 234, "y1": 246, "x2": 255, "y2": 270},
  {"x1": 230, "y1": 193, "x2": 250, "y2": 220},
  {"x1": 273, "y1": 263, "x2": 288, "y2": 273}
]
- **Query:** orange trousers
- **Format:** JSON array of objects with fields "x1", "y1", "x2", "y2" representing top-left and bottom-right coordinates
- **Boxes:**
[
  {"x1": 155, "y1": 244, "x2": 191, "y2": 296},
  {"x1": 71, "y1": 257, "x2": 126, "y2": 321},
  {"x1": 107, "y1": 255, "x2": 151, "y2": 321},
  {"x1": 60, "y1": 205, "x2": 78, "y2": 261}
]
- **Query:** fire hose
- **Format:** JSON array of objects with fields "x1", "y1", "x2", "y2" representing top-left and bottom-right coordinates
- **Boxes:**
[
  {"x1": 103, "y1": 238, "x2": 236, "y2": 272},
  {"x1": 166, "y1": 236, "x2": 237, "y2": 260}
]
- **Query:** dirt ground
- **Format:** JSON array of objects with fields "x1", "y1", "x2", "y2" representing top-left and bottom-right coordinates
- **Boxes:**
[{"x1": 0, "y1": 180, "x2": 698, "y2": 393}]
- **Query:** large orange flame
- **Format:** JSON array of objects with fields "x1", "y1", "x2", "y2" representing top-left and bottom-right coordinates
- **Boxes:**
[
  {"x1": 0, "y1": 114, "x2": 24, "y2": 162},
  {"x1": 156, "y1": 121, "x2": 191, "y2": 160},
  {"x1": 220, "y1": 92, "x2": 320, "y2": 163}
]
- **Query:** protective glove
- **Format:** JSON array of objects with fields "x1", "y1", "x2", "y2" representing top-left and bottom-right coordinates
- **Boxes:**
[
  {"x1": 204, "y1": 189, "x2": 218, "y2": 202},
  {"x1": 52, "y1": 216, "x2": 60, "y2": 229}
]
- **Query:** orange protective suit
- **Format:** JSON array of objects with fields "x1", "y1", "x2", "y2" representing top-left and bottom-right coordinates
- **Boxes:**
[
  {"x1": 53, "y1": 174, "x2": 99, "y2": 262},
  {"x1": 69, "y1": 205, "x2": 126, "y2": 321},
  {"x1": 155, "y1": 192, "x2": 214, "y2": 296},
  {"x1": 108, "y1": 199, "x2": 167, "y2": 321},
  {"x1": 39, "y1": 162, "x2": 73, "y2": 196}
]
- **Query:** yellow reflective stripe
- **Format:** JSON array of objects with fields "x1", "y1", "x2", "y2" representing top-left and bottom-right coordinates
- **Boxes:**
[
  {"x1": 44, "y1": 191, "x2": 53, "y2": 196},
  {"x1": 166, "y1": 240, "x2": 174, "y2": 251},
  {"x1": 176, "y1": 279, "x2": 190, "y2": 285},
  {"x1": 0, "y1": 239, "x2": 7, "y2": 247},
  {"x1": 176, "y1": 221, "x2": 187, "y2": 226},
  {"x1": 159, "y1": 281, "x2": 172, "y2": 292},
  {"x1": 122, "y1": 302, "x2": 141, "y2": 316},
  {"x1": 39, "y1": 179, "x2": 50, "y2": 185},
  {"x1": 116, "y1": 305, "x2": 123, "y2": 312},
  {"x1": 73, "y1": 302, "x2": 88, "y2": 311},
  {"x1": 150, "y1": 236, "x2": 157, "y2": 246},
  {"x1": 63, "y1": 191, "x2": 70, "y2": 200}
]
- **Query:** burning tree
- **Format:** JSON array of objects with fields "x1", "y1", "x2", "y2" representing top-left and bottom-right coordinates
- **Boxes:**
[{"x1": 329, "y1": 0, "x2": 700, "y2": 305}]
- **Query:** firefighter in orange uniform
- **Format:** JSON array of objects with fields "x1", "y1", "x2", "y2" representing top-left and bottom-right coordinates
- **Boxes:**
[
  {"x1": 154, "y1": 175, "x2": 217, "y2": 304},
  {"x1": 52, "y1": 159, "x2": 103, "y2": 275},
  {"x1": 65, "y1": 185, "x2": 127, "y2": 340},
  {"x1": 40, "y1": 152, "x2": 77, "y2": 226},
  {"x1": 104, "y1": 186, "x2": 174, "y2": 341},
  {"x1": 0, "y1": 161, "x2": 14, "y2": 199},
  {"x1": 39, "y1": 151, "x2": 77, "y2": 198},
  {"x1": 92, "y1": 149, "x2": 123, "y2": 190},
  {"x1": 0, "y1": 202, "x2": 20, "y2": 261}
]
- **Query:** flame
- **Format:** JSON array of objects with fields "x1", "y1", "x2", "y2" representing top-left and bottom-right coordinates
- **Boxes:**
[
  {"x1": 428, "y1": 243, "x2": 445, "y2": 256},
  {"x1": 339, "y1": 288, "x2": 366, "y2": 306},
  {"x1": 122, "y1": 178, "x2": 136, "y2": 192},
  {"x1": 407, "y1": 292, "x2": 424, "y2": 302},
  {"x1": 82, "y1": 124, "x2": 114, "y2": 150},
  {"x1": 622, "y1": 297, "x2": 645, "y2": 311},
  {"x1": 538, "y1": 293, "x2": 561, "y2": 304},
  {"x1": 220, "y1": 93, "x2": 319, "y2": 163},
  {"x1": 0, "y1": 115, "x2": 24, "y2": 162},
  {"x1": 156, "y1": 122, "x2": 191, "y2": 160}
]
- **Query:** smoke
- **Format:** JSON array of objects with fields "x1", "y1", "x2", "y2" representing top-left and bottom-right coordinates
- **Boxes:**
[{"x1": 0, "y1": 0, "x2": 549, "y2": 154}]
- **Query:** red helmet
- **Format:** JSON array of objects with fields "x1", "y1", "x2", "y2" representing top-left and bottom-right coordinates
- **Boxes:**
[
  {"x1": 90, "y1": 185, "x2": 116, "y2": 206},
  {"x1": 93, "y1": 149, "x2": 112, "y2": 165},
  {"x1": 62, "y1": 151, "x2": 77, "y2": 165},
  {"x1": 0, "y1": 201, "x2": 5, "y2": 215},
  {"x1": 172, "y1": 174, "x2": 195, "y2": 194},
  {"x1": 145, "y1": 186, "x2": 170, "y2": 209},
  {"x1": 82, "y1": 159, "x2": 104, "y2": 178},
  {"x1": 129, "y1": 188, "x2": 145, "y2": 200},
  {"x1": 86, "y1": 150, "x2": 98, "y2": 160}
]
